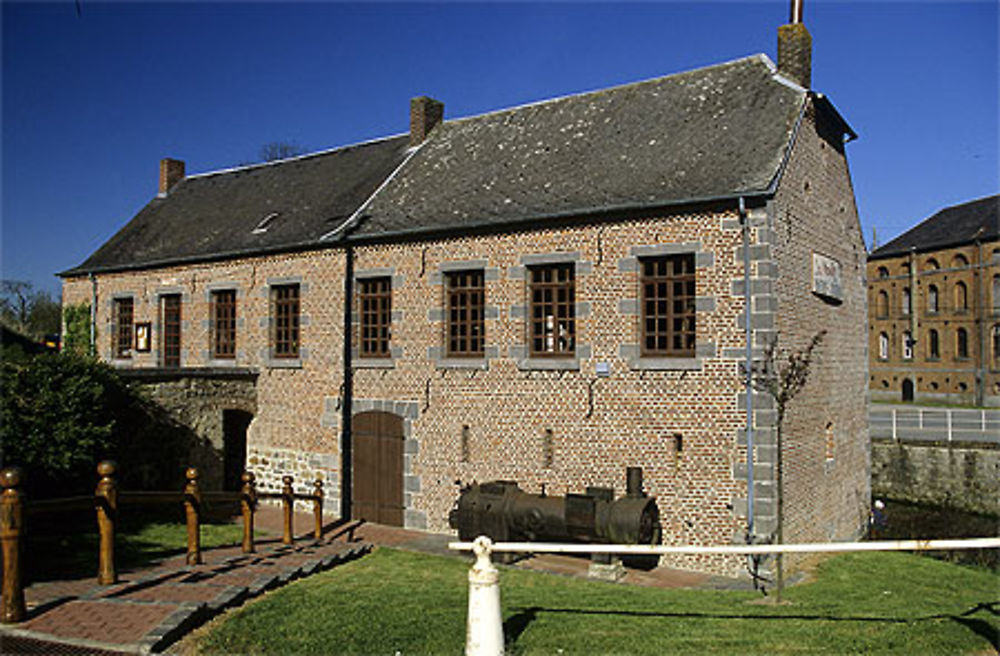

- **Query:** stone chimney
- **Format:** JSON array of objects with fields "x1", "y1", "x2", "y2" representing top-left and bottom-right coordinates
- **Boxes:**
[
  {"x1": 778, "y1": 0, "x2": 812, "y2": 89},
  {"x1": 159, "y1": 158, "x2": 185, "y2": 196},
  {"x1": 409, "y1": 96, "x2": 444, "y2": 147}
]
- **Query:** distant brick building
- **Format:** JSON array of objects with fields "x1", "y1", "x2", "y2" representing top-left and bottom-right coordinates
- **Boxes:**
[
  {"x1": 61, "y1": 19, "x2": 869, "y2": 577},
  {"x1": 867, "y1": 195, "x2": 1000, "y2": 407}
]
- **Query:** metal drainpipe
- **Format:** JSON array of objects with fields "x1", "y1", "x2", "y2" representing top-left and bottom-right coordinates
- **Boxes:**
[
  {"x1": 340, "y1": 244, "x2": 354, "y2": 521},
  {"x1": 89, "y1": 273, "x2": 97, "y2": 357},
  {"x1": 741, "y1": 197, "x2": 755, "y2": 541}
]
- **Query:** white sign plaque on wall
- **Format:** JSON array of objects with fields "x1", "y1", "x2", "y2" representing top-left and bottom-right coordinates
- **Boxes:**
[{"x1": 812, "y1": 252, "x2": 843, "y2": 303}]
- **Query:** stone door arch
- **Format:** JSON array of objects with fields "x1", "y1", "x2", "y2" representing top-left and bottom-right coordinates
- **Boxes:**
[{"x1": 352, "y1": 410, "x2": 404, "y2": 526}]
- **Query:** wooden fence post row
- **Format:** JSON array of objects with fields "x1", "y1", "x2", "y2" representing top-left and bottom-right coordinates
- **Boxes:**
[{"x1": 0, "y1": 463, "x2": 324, "y2": 624}]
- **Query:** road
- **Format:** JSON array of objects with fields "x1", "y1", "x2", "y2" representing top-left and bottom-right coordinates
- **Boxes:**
[{"x1": 869, "y1": 405, "x2": 1000, "y2": 444}]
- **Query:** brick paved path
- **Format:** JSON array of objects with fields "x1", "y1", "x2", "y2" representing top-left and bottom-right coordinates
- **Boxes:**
[{"x1": 0, "y1": 508, "x2": 372, "y2": 655}]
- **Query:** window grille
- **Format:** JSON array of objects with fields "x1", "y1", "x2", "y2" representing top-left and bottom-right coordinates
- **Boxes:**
[
  {"x1": 528, "y1": 264, "x2": 575, "y2": 357},
  {"x1": 446, "y1": 270, "x2": 485, "y2": 357},
  {"x1": 212, "y1": 290, "x2": 236, "y2": 359},
  {"x1": 640, "y1": 254, "x2": 696, "y2": 357},
  {"x1": 271, "y1": 284, "x2": 300, "y2": 358},
  {"x1": 161, "y1": 294, "x2": 182, "y2": 367},
  {"x1": 113, "y1": 298, "x2": 133, "y2": 358},
  {"x1": 358, "y1": 277, "x2": 391, "y2": 358}
]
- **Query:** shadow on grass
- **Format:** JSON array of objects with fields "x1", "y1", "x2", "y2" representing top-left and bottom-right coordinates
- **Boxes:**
[
  {"x1": 22, "y1": 504, "x2": 245, "y2": 583},
  {"x1": 503, "y1": 601, "x2": 1000, "y2": 652}
]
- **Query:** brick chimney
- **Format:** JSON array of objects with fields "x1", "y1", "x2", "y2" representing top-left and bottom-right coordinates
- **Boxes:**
[
  {"x1": 409, "y1": 96, "x2": 444, "y2": 147},
  {"x1": 778, "y1": 0, "x2": 812, "y2": 88},
  {"x1": 159, "y1": 158, "x2": 185, "y2": 196}
]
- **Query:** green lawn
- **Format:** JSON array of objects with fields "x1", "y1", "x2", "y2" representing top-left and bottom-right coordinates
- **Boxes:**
[{"x1": 195, "y1": 547, "x2": 999, "y2": 655}]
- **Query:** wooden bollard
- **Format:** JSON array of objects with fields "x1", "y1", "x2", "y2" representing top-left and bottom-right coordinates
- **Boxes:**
[
  {"x1": 282, "y1": 475, "x2": 294, "y2": 545},
  {"x1": 95, "y1": 461, "x2": 118, "y2": 585},
  {"x1": 1, "y1": 467, "x2": 26, "y2": 623},
  {"x1": 313, "y1": 479, "x2": 323, "y2": 540},
  {"x1": 241, "y1": 472, "x2": 256, "y2": 554},
  {"x1": 184, "y1": 467, "x2": 202, "y2": 565}
]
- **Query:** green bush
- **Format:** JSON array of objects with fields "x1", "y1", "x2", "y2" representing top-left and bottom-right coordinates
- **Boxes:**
[{"x1": 0, "y1": 350, "x2": 190, "y2": 497}]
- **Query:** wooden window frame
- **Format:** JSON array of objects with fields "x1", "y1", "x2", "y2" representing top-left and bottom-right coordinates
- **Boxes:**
[
  {"x1": 271, "y1": 284, "x2": 300, "y2": 359},
  {"x1": 211, "y1": 289, "x2": 237, "y2": 360},
  {"x1": 113, "y1": 297, "x2": 133, "y2": 359},
  {"x1": 161, "y1": 294, "x2": 182, "y2": 368},
  {"x1": 528, "y1": 263, "x2": 575, "y2": 358},
  {"x1": 358, "y1": 277, "x2": 392, "y2": 358},
  {"x1": 445, "y1": 270, "x2": 485, "y2": 358},
  {"x1": 640, "y1": 254, "x2": 696, "y2": 358}
]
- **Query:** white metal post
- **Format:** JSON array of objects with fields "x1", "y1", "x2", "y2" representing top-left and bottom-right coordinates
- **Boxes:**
[
  {"x1": 982, "y1": 410, "x2": 986, "y2": 432},
  {"x1": 918, "y1": 409, "x2": 923, "y2": 430},
  {"x1": 947, "y1": 410, "x2": 953, "y2": 442},
  {"x1": 465, "y1": 536, "x2": 504, "y2": 656},
  {"x1": 892, "y1": 409, "x2": 898, "y2": 441}
]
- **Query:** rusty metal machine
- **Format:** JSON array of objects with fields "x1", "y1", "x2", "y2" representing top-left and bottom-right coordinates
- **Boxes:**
[{"x1": 449, "y1": 466, "x2": 661, "y2": 547}]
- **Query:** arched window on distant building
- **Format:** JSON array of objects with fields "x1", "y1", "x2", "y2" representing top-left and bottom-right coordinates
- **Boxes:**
[
  {"x1": 902, "y1": 330, "x2": 913, "y2": 360},
  {"x1": 955, "y1": 281, "x2": 968, "y2": 312},
  {"x1": 992, "y1": 275, "x2": 1000, "y2": 313},
  {"x1": 877, "y1": 291, "x2": 888, "y2": 318},
  {"x1": 952, "y1": 254, "x2": 969, "y2": 268},
  {"x1": 902, "y1": 288, "x2": 912, "y2": 315},
  {"x1": 877, "y1": 267, "x2": 889, "y2": 279},
  {"x1": 928, "y1": 329, "x2": 939, "y2": 359},
  {"x1": 956, "y1": 328, "x2": 969, "y2": 359},
  {"x1": 924, "y1": 258, "x2": 940, "y2": 271},
  {"x1": 878, "y1": 332, "x2": 889, "y2": 360},
  {"x1": 927, "y1": 285, "x2": 938, "y2": 314}
]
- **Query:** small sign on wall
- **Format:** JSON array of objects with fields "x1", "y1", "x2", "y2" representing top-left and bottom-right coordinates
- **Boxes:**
[
  {"x1": 135, "y1": 322, "x2": 151, "y2": 352},
  {"x1": 812, "y1": 252, "x2": 843, "y2": 303}
]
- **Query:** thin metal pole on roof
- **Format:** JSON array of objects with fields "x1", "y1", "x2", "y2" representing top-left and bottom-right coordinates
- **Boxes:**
[{"x1": 790, "y1": 0, "x2": 804, "y2": 24}]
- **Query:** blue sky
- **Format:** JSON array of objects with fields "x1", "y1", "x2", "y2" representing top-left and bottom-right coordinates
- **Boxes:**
[{"x1": 2, "y1": 1, "x2": 997, "y2": 298}]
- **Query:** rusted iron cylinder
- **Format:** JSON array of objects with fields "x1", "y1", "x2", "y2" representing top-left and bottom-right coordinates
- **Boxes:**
[
  {"x1": 241, "y1": 471, "x2": 256, "y2": 554},
  {"x1": 1, "y1": 467, "x2": 26, "y2": 623},
  {"x1": 313, "y1": 479, "x2": 324, "y2": 540},
  {"x1": 184, "y1": 467, "x2": 202, "y2": 565},
  {"x1": 95, "y1": 461, "x2": 118, "y2": 585},
  {"x1": 282, "y1": 475, "x2": 294, "y2": 545}
]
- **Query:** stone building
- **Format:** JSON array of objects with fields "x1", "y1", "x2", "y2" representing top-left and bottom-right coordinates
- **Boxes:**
[
  {"x1": 867, "y1": 194, "x2": 1000, "y2": 407},
  {"x1": 61, "y1": 18, "x2": 869, "y2": 576}
]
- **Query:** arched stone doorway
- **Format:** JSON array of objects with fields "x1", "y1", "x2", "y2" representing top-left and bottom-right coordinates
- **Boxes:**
[
  {"x1": 352, "y1": 410, "x2": 404, "y2": 526},
  {"x1": 901, "y1": 379, "x2": 915, "y2": 402}
]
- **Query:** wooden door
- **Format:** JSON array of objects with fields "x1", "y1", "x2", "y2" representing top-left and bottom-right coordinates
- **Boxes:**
[{"x1": 352, "y1": 411, "x2": 404, "y2": 526}]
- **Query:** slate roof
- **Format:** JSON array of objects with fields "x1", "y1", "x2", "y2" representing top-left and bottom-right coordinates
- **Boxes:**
[
  {"x1": 350, "y1": 55, "x2": 807, "y2": 240},
  {"x1": 65, "y1": 54, "x2": 823, "y2": 275},
  {"x1": 869, "y1": 194, "x2": 1000, "y2": 260},
  {"x1": 62, "y1": 135, "x2": 411, "y2": 275}
]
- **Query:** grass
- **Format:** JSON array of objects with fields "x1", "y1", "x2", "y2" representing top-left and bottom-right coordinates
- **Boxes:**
[
  {"x1": 25, "y1": 508, "x2": 249, "y2": 582},
  {"x1": 194, "y1": 547, "x2": 1000, "y2": 655}
]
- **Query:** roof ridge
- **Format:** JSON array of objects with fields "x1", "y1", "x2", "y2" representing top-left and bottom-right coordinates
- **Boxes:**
[
  {"x1": 441, "y1": 54, "x2": 779, "y2": 129},
  {"x1": 185, "y1": 132, "x2": 409, "y2": 181}
]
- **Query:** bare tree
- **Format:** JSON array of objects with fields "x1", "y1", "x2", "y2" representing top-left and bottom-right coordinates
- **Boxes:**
[
  {"x1": 750, "y1": 329, "x2": 825, "y2": 602},
  {"x1": 258, "y1": 142, "x2": 307, "y2": 162},
  {"x1": 1, "y1": 280, "x2": 61, "y2": 340}
]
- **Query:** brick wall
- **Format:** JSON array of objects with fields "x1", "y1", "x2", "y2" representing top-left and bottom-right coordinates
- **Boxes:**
[{"x1": 768, "y1": 100, "x2": 871, "y2": 571}]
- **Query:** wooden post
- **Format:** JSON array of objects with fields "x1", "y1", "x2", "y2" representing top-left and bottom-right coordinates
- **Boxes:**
[
  {"x1": 313, "y1": 479, "x2": 324, "y2": 540},
  {"x1": 95, "y1": 460, "x2": 118, "y2": 585},
  {"x1": 241, "y1": 471, "x2": 256, "y2": 554},
  {"x1": 282, "y1": 475, "x2": 294, "y2": 545},
  {"x1": 184, "y1": 467, "x2": 202, "y2": 565},
  {"x1": 1, "y1": 467, "x2": 26, "y2": 623}
]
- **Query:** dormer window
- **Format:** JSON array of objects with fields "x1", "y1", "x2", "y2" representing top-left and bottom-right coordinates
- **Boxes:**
[{"x1": 252, "y1": 212, "x2": 280, "y2": 234}]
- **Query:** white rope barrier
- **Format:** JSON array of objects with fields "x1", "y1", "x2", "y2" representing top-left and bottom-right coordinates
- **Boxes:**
[{"x1": 450, "y1": 535, "x2": 1000, "y2": 656}]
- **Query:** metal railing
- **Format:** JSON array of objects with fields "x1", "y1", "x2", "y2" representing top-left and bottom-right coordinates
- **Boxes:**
[
  {"x1": 0, "y1": 461, "x2": 324, "y2": 624},
  {"x1": 870, "y1": 406, "x2": 999, "y2": 443}
]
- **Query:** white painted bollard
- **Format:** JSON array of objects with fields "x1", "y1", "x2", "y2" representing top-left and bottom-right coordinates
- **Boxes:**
[{"x1": 466, "y1": 536, "x2": 504, "y2": 656}]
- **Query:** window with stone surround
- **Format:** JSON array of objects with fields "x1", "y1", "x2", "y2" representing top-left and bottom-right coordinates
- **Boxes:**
[
  {"x1": 211, "y1": 289, "x2": 236, "y2": 359},
  {"x1": 445, "y1": 270, "x2": 484, "y2": 357},
  {"x1": 927, "y1": 285, "x2": 939, "y2": 314},
  {"x1": 161, "y1": 294, "x2": 182, "y2": 367},
  {"x1": 901, "y1": 287, "x2": 911, "y2": 316},
  {"x1": 271, "y1": 283, "x2": 300, "y2": 359},
  {"x1": 878, "y1": 332, "x2": 889, "y2": 360},
  {"x1": 640, "y1": 254, "x2": 695, "y2": 357},
  {"x1": 928, "y1": 329, "x2": 939, "y2": 360},
  {"x1": 956, "y1": 327, "x2": 969, "y2": 359},
  {"x1": 359, "y1": 277, "x2": 392, "y2": 358},
  {"x1": 902, "y1": 330, "x2": 913, "y2": 360},
  {"x1": 955, "y1": 281, "x2": 968, "y2": 312},
  {"x1": 528, "y1": 263, "x2": 575, "y2": 357},
  {"x1": 876, "y1": 290, "x2": 888, "y2": 318},
  {"x1": 113, "y1": 297, "x2": 133, "y2": 358}
]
